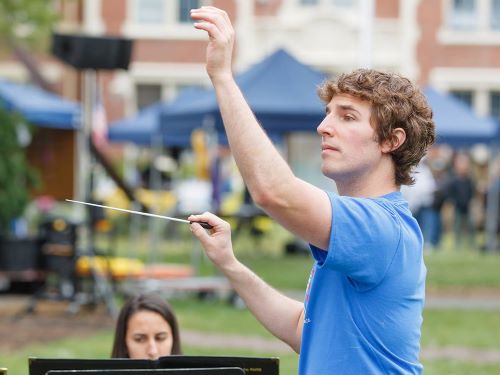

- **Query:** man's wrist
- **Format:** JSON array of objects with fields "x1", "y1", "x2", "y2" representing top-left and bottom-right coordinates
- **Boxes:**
[
  {"x1": 209, "y1": 72, "x2": 235, "y2": 86},
  {"x1": 219, "y1": 257, "x2": 243, "y2": 278}
]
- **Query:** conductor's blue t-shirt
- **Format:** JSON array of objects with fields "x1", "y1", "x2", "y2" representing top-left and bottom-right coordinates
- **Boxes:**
[{"x1": 299, "y1": 191, "x2": 425, "y2": 374}]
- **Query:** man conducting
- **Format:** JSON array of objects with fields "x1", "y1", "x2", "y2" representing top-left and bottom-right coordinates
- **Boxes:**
[{"x1": 188, "y1": 6, "x2": 435, "y2": 374}]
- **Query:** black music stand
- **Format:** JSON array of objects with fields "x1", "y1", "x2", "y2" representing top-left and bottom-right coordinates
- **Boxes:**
[
  {"x1": 29, "y1": 356, "x2": 279, "y2": 375},
  {"x1": 47, "y1": 368, "x2": 244, "y2": 374}
]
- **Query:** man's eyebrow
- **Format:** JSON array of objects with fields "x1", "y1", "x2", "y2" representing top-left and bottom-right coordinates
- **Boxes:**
[{"x1": 336, "y1": 104, "x2": 361, "y2": 115}]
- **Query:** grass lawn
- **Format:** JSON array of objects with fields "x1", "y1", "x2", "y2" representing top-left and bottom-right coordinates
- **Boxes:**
[
  {"x1": 422, "y1": 309, "x2": 500, "y2": 348},
  {"x1": 425, "y1": 251, "x2": 500, "y2": 289},
  {"x1": 5, "y1": 337, "x2": 500, "y2": 375},
  {"x1": 3, "y1": 227, "x2": 500, "y2": 374},
  {"x1": 103, "y1": 225, "x2": 500, "y2": 290},
  {"x1": 422, "y1": 360, "x2": 500, "y2": 374},
  {"x1": 170, "y1": 299, "x2": 500, "y2": 349},
  {"x1": 3, "y1": 298, "x2": 500, "y2": 374}
]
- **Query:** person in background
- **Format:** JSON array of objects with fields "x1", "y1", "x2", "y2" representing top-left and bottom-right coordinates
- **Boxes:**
[
  {"x1": 448, "y1": 152, "x2": 476, "y2": 250},
  {"x1": 188, "y1": 6, "x2": 435, "y2": 374},
  {"x1": 111, "y1": 293, "x2": 182, "y2": 359},
  {"x1": 428, "y1": 157, "x2": 451, "y2": 250},
  {"x1": 401, "y1": 159, "x2": 437, "y2": 251}
]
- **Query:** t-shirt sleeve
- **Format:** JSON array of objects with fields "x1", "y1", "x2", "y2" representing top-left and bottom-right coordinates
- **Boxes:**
[{"x1": 311, "y1": 192, "x2": 401, "y2": 289}]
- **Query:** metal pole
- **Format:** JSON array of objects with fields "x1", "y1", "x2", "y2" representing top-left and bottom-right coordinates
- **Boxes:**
[
  {"x1": 75, "y1": 70, "x2": 97, "y2": 255},
  {"x1": 77, "y1": 70, "x2": 95, "y2": 202},
  {"x1": 359, "y1": 0, "x2": 375, "y2": 69},
  {"x1": 486, "y1": 148, "x2": 499, "y2": 252},
  {"x1": 148, "y1": 130, "x2": 164, "y2": 264}
]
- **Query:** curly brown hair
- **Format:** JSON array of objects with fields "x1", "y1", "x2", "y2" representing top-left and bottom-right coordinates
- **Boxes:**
[{"x1": 318, "y1": 69, "x2": 435, "y2": 185}]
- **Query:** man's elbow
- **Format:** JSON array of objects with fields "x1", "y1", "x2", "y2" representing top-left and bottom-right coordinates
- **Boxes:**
[
  {"x1": 251, "y1": 189, "x2": 290, "y2": 212},
  {"x1": 250, "y1": 188, "x2": 272, "y2": 208},
  {"x1": 288, "y1": 309, "x2": 303, "y2": 354},
  {"x1": 291, "y1": 341, "x2": 301, "y2": 354}
]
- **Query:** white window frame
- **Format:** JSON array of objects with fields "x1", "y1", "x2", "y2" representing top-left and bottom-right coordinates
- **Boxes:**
[
  {"x1": 289, "y1": 0, "x2": 359, "y2": 26},
  {"x1": 438, "y1": 0, "x2": 500, "y2": 44},
  {"x1": 122, "y1": 0, "x2": 210, "y2": 40},
  {"x1": 297, "y1": 0, "x2": 357, "y2": 8},
  {"x1": 429, "y1": 67, "x2": 500, "y2": 116}
]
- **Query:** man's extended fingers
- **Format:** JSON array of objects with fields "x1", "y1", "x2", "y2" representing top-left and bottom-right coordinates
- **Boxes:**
[
  {"x1": 191, "y1": 8, "x2": 233, "y2": 40},
  {"x1": 192, "y1": 6, "x2": 232, "y2": 24},
  {"x1": 193, "y1": 21, "x2": 223, "y2": 41}
]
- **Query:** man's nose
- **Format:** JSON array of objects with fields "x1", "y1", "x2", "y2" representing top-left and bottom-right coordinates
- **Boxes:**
[{"x1": 317, "y1": 115, "x2": 334, "y2": 136}]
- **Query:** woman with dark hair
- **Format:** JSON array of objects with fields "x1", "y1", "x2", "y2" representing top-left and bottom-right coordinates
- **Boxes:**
[{"x1": 111, "y1": 293, "x2": 182, "y2": 359}]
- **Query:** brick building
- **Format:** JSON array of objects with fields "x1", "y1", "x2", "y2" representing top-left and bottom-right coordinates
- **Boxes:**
[{"x1": 1, "y1": 0, "x2": 499, "y2": 196}]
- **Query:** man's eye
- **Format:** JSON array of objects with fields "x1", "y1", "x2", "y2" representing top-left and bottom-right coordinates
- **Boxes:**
[{"x1": 343, "y1": 115, "x2": 355, "y2": 121}]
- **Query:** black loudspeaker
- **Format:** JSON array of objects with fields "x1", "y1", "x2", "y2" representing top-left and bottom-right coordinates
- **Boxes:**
[{"x1": 52, "y1": 33, "x2": 133, "y2": 70}]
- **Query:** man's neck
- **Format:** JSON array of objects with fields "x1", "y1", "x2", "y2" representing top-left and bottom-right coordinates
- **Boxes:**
[
  {"x1": 335, "y1": 163, "x2": 399, "y2": 198},
  {"x1": 337, "y1": 183, "x2": 399, "y2": 198}
]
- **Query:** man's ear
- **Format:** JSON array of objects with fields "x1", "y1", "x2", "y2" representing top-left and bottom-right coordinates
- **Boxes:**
[{"x1": 382, "y1": 128, "x2": 406, "y2": 154}]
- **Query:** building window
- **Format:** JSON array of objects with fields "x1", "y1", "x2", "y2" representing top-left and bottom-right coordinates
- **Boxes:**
[
  {"x1": 137, "y1": 84, "x2": 162, "y2": 110},
  {"x1": 490, "y1": 91, "x2": 500, "y2": 120},
  {"x1": 178, "y1": 0, "x2": 200, "y2": 23},
  {"x1": 449, "y1": 0, "x2": 477, "y2": 30},
  {"x1": 450, "y1": 90, "x2": 474, "y2": 108},
  {"x1": 134, "y1": 0, "x2": 165, "y2": 24},
  {"x1": 124, "y1": 0, "x2": 207, "y2": 39},
  {"x1": 300, "y1": 0, "x2": 355, "y2": 7},
  {"x1": 333, "y1": 0, "x2": 354, "y2": 6},
  {"x1": 491, "y1": 0, "x2": 500, "y2": 29}
]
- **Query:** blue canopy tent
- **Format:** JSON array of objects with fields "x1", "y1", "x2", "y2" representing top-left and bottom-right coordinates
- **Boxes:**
[
  {"x1": 0, "y1": 79, "x2": 80, "y2": 129},
  {"x1": 108, "y1": 102, "x2": 192, "y2": 147},
  {"x1": 424, "y1": 87, "x2": 499, "y2": 146},
  {"x1": 0, "y1": 79, "x2": 81, "y2": 201},
  {"x1": 160, "y1": 48, "x2": 327, "y2": 136},
  {"x1": 107, "y1": 88, "x2": 212, "y2": 147},
  {"x1": 109, "y1": 75, "x2": 286, "y2": 148}
]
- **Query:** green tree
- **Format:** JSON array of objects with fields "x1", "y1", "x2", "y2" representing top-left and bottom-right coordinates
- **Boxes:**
[
  {"x1": 0, "y1": 0, "x2": 60, "y2": 91},
  {"x1": 0, "y1": 106, "x2": 39, "y2": 236},
  {"x1": 0, "y1": 0, "x2": 58, "y2": 49},
  {"x1": 0, "y1": 1, "x2": 60, "y2": 236}
]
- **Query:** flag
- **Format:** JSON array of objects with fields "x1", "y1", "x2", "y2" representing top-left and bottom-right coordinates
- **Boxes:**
[{"x1": 92, "y1": 80, "x2": 108, "y2": 147}]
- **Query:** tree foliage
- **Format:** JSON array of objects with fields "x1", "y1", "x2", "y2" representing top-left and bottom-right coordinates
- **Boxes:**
[
  {"x1": 0, "y1": 0, "x2": 59, "y2": 48},
  {"x1": 0, "y1": 106, "x2": 40, "y2": 235}
]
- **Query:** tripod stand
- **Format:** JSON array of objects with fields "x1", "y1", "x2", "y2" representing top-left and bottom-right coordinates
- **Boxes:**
[{"x1": 24, "y1": 216, "x2": 117, "y2": 316}]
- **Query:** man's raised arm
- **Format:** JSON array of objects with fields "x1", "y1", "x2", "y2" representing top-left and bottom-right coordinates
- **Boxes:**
[{"x1": 190, "y1": 6, "x2": 331, "y2": 249}]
